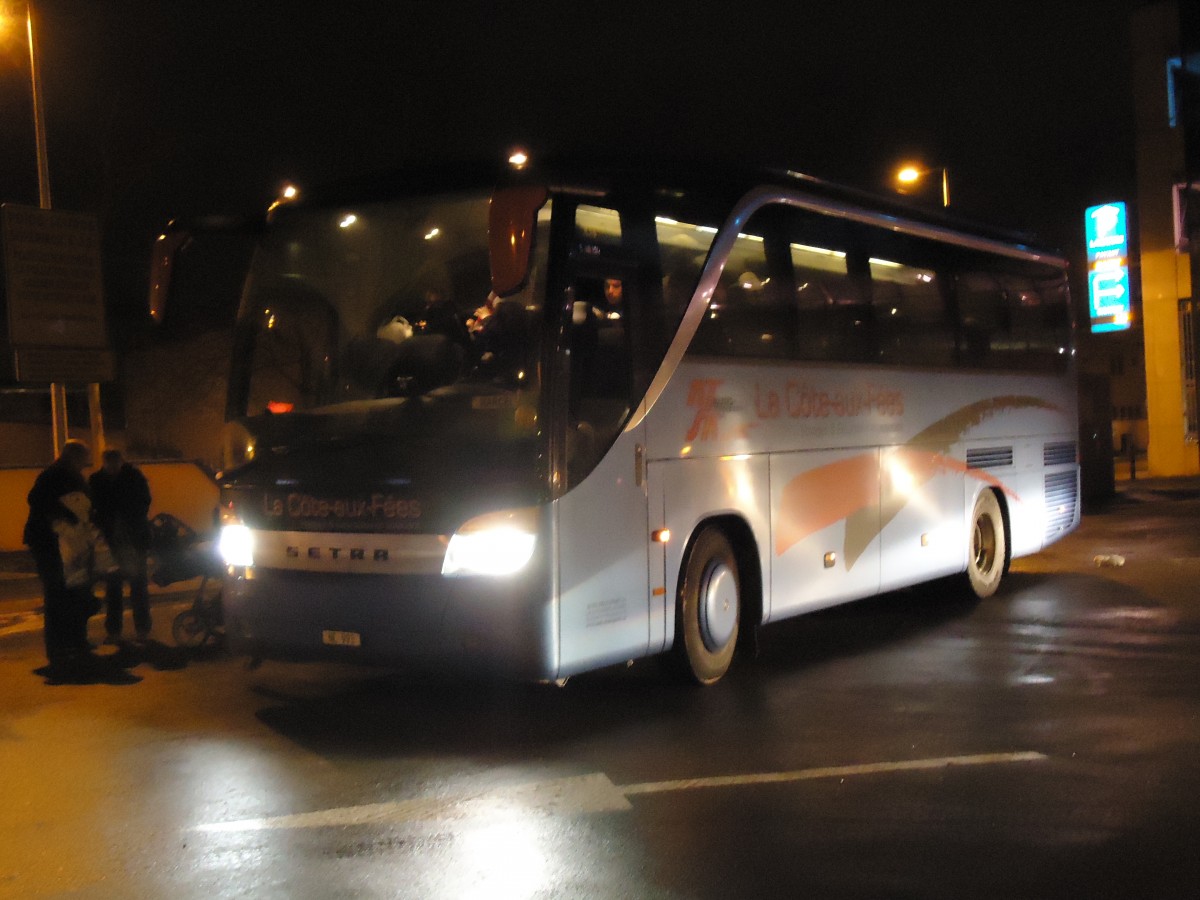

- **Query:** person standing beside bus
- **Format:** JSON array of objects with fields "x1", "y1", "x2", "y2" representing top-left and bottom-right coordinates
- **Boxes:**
[
  {"x1": 89, "y1": 449, "x2": 153, "y2": 644},
  {"x1": 23, "y1": 440, "x2": 95, "y2": 671}
]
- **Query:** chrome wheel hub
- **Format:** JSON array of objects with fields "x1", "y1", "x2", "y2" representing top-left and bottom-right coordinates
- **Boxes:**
[{"x1": 699, "y1": 561, "x2": 737, "y2": 652}]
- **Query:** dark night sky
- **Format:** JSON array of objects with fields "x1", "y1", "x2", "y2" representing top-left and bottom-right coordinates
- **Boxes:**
[{"x1": 0, "y1": 0, "x2": 1154, "y2": 335}]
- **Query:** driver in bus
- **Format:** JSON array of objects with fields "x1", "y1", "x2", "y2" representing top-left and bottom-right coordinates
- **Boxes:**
[{"x1": 602, "y1": 277, "x2": 624, "y2": 318}]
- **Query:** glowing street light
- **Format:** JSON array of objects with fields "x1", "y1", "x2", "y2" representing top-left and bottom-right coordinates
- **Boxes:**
[
  {"x1": 267, "y1": 182, "x2": 300, "y2": 214},
  {"x1": 895, "y1": 163, "x2": 950, "y2": 208},
  {"x1": 1, "y1": 2, "x2": 52, "y2": 207}
]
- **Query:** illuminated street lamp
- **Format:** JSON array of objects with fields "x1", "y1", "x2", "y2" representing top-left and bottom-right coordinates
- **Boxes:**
[
  {"x1": 267, "y1": 182, "x2": 300, "y2": 214},
  {"x1": 1, "y1": 2, "x2": 52, "y2": 207},
  {"x1": 895, "y1": 163, "x2": 950, "y2": 208}
]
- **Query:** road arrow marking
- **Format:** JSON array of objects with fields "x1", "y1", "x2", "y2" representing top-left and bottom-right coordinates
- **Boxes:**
[{"x1": 195, "y1": 751, "x2": 1047, "y2": 834}]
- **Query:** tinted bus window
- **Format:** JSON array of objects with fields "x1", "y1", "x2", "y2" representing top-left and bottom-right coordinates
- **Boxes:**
[
  {"x1": 870, "y1": 257, "x2": 954, "y2": 367},
  {"x1": 691, "y1": 223, "x2": 784, "y2": 358},
  {"x1": 656, "y1": 216, "x2": 715, "y2": 329},
  {"x1": 1003, "y1": 274, "x2": 1072, "y2": 371}
]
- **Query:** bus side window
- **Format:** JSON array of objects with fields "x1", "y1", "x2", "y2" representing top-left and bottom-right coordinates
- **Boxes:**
[
  {"x1": 565, "y1": 204, "x2": 633, "y2": 426},
  {"x1": 792, "y1": 242, "x2": 850, "y2": 361},
  {"x1": 784, "y1": 210, "x2": 879, "y2": 363},
  {"x1": 563, "y1": 273, "x2": 634, "y2": 485},
  {"x1": 569, "y1": 275, "x2": 632, "y2": 402},
  {"x1": 870, "y1": 259, "x2": 954, "y2": 367},
  {"x1": 654, "y1": 215, "x2": 715, "y2": 342},
  {"x1": 691, "y1": 225, "x2": 783, "y2": 358},
  {"x1": 1002, "y1": 274, "x2": 1071, "y2": 371},
  {"x1": 956, "y1": 272, "x2": 1009, "y2": 367}
]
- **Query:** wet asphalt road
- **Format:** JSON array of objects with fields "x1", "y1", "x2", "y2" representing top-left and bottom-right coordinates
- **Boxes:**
[{"x1": 1, "y1": 484, "x2": 1199, "y2": 899}]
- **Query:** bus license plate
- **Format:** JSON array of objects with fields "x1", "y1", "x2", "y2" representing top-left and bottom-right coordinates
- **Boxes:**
[{"x1": 322, "y1": 630, "x2": 361, "y2": 647}]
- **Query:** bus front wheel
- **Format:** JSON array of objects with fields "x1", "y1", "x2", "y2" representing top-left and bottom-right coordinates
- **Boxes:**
[
  {"x1": 966, "y1": 490, "x2": 1006, "y2": 598},
  {"x1": 676, "y1": 527, "x2": 740, "y2": 685}
]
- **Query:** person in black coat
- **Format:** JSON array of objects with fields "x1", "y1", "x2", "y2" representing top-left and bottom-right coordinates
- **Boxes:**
[
  {"x1": 88, "y1": 449, "x2": 153, "y2": 643},
  {"x1": 23, "y1": 440, "x2": 94, "y2": 669}
]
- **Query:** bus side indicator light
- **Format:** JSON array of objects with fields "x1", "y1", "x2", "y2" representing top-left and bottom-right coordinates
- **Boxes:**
[
  {"x1": 824, "y1": 552, "x2": 837, "y2": 569},
  {"x1": 652, "y1": 587, "x2": 666, "y2": 597},
  {"x1": 652, "y1": 529, "x2": 671, "y2": 543}
]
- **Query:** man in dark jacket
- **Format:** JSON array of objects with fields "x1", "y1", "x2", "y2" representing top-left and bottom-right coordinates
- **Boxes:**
[
  {"x1": 24, "y1": 440, "x2": 94, "y2": 669},
  {"x1": 89, "y1": 449, "x2": 153, "y2": 643}
]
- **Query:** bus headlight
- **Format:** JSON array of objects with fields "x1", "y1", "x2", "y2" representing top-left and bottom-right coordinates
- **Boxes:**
[
  {"x1": 218, "y1": 523, "x2": 255, "y2": 568},
  {"x1": 442, "y1": 507, "x2": 538, "y2": 577}
]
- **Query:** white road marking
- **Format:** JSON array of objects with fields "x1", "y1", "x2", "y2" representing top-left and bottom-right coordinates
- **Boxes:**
[
  {"x1": 620, "y1": 751, "x2": 1046, "y2": 795},
  {"x1": 196, "y1": 772, "x2": 632, "y2": 833},
  {"x1": 195, "y1": 751, "x2": 1047, "y2": 834}
]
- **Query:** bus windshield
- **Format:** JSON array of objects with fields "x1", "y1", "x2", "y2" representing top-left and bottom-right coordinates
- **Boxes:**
[
  {"x1": 222, "y1": 190, "x2": 552, "y2": 506},
  {"x1": 230, "y1": 189, "x2": 547, "y2": 422}
]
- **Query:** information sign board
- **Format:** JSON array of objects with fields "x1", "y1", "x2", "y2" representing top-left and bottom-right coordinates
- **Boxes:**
[
  {"x1": 1085, "y1": 202, "x2": 1132, "y2": 334},
  {"x1": 1, "y1": 204, "x2": 114, "y2": 382}
]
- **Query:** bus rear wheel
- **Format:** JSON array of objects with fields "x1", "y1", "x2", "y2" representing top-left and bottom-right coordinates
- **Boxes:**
[
  {"x1": 966, "y1": 490, "x2": 1006, "y2": 598},
  {"x1": 676, "y1": 527, "x2": 740, "y2": 685}
]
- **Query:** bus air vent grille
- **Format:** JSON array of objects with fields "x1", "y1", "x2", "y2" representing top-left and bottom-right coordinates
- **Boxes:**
[
  {"x1": 1044, "y1": 470, "x2": 1079, "y2": 539},
  {"x1": 1043, "y1": 441, "x2": 1077, "y2": 467},
  {"x1": 966, "y1": 446, "x2": 1014, "y2": 470}
]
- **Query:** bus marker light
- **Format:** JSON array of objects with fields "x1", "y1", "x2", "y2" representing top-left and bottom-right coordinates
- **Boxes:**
[
  {"x1": 823, "y1": 552, "x2": 837, "y2": 569},
  {"x1": 652, "y1": 587, "x2": 666, "y2": 597},
  {"x1": 652, "y1": 529, "x2": 671, "y2": 543}
]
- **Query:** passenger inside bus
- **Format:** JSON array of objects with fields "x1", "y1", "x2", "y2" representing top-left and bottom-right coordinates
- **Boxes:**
[
  {"x1": 342, "y1": 288, "x2": 477, "y2": 398},
  {"x1": 472, "y1": 294, "x2": 529, "y2": 383},
  {"x1": 563, "y1": 275, "x2": 635, "y2": 483}
]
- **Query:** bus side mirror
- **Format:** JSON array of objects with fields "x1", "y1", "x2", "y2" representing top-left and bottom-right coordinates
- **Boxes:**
[
  {"x1": 148, "y1": 228, "x2": 190, "y2": 324},
  {"x1": 489, "y1": 185, "x2": 548, "y2": 298}
]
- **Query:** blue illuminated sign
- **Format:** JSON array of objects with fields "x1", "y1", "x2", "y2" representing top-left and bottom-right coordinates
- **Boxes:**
[{"x1": 1085, "y1": 202, "x2": 1132, "y2": 333}]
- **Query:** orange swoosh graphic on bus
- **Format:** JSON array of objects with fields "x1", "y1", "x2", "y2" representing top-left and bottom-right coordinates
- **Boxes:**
[
  {"x1": 908, "y1": 395, "x2": 1059, "y2": 454},
  {"x1": 775, "y1": 452, "x2": 878, "y2": 558},
  {"x1": 776, "y1": 395, "x2": 1057, "y2": 566}
]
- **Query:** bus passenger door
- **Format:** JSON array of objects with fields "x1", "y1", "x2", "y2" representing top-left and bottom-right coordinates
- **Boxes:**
[{"x1": 554, "y1": 256, "x2": 654, "y2": 677}]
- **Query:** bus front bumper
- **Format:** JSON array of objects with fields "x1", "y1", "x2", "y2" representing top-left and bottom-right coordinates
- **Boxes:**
[{"x1": 221, "y1": 567, "x2": 558, "y2": 681}]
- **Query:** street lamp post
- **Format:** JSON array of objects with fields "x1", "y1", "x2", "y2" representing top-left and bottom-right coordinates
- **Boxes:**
[
  {"x1": 24, "y1": 3, "x2": 50, "y2": 209},
  {"x1": 895, "y1": 163, "x2": 950, "y2": 208},
  {"x1": 4, "y1": 3, "x2": 105, "y2": 460}
]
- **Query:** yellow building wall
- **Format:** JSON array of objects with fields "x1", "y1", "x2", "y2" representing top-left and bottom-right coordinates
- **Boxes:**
[
  {"x1": 0, "y1": 461, "x2": 219, "y2": 552},
  {"x1": 1141, "y1": 248, "x2": 1196, "y2": 474},
  {"x1": 1134, "y1": 2, "x2": 1200, "y2": 475}
]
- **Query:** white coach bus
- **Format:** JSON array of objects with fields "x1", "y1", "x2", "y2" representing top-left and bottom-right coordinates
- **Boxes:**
[{"x1": 171, "y1": 157, "x2": 1078, "y2": 684}]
